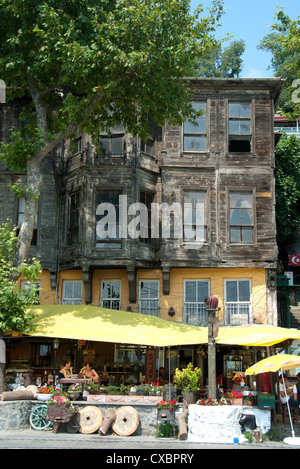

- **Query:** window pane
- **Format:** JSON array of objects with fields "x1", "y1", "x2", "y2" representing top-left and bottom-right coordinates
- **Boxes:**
[
  {"x1": 185, "y1": 281, "x2": 197, "y2": 302},
  {"x1": 239, "y1": 281, "x2": 250, "y2": 302},
  {"x1": 140, "y1": 281, "x2": 159, "y2": 299},
  {"x1": 230, "y1": 227, "x2": 240, "y2": 243},
  {"x1": 111, "y1": 135, "x2": 123, "y2": 154},
  {"x1": 230, "y1": 208, "x2": 241, "y2": 225},
  {"x1": 197, "y1": 282, "x2": 209, "y2": 301},
  {"x1": 226, "y1": 281, "x2": 238, "y2": 302},
  {"x1": 229, "y1": 102, "x2": 240, "y2": 118},
  {"x1": 229, "y1": 120, "x2": 240, "y2": 135},
  {"x1": 242, "y1": 227, "x2": 253, "y2": 243},
  {"x1": 241, "y1": 208, "x2": 252, "y2": 225},
  {"x1": 240, "y1": 103, "x2": 251, "y2": 118},
  {"x1": 184, "y1": 135, "x2": 206, "y2": 151},
  {"x1": 240, "y1": 120, "x2": 251, "y2": 135}
]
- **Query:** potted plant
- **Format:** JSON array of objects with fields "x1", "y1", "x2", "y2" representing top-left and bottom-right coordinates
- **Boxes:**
[
  {"x1": 243, "y1": 393, "x2": 255, "y2": 406},
  {"x1": 36, "y1": 384, "x2": 59, "y2": 401},
  {"x1": 224, "y1": 390, "x2": 243, "y2": 405},
  {"x1": 156, "y1": 399, "x2": 177, "y2": 420},
  {"x1": 173, "y1": 363, "x2": 202, "y2": 404},
  {"x1": 68, "y1": 384, "x2": 82, "y2": 400},
  {"x1": 47, "y1": 395, "x2": 78, "y2": 423}
]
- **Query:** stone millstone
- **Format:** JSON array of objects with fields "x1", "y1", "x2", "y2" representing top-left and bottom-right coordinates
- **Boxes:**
[
  {"x1": 112, "y1": 406, "x2": 140, "y2": 436},
  {"x1": 76, "y1": 406, "x2": 103, "y2": 434}
]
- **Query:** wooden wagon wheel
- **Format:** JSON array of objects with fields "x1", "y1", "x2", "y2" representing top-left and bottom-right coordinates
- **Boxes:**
[
  {"x1": 112, "y1": 406, "x2": 140, "y2": 436},
  {"x1": 75, "y1": 406, "x2": 103, "y2": 434}
]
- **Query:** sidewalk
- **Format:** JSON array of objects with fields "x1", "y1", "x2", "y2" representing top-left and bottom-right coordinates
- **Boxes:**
[{"x1": 0, "y1": 428, "x2": 299, "y2": 450}]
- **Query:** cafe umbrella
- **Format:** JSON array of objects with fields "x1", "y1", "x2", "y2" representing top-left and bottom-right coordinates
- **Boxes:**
[{"x1": 245, "y1": 353, "x2": 300, "y2": 445}]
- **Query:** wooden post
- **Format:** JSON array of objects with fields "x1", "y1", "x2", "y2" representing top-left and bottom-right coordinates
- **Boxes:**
[
  {"x1": 176, "y1": 399, "x2": 189, "y2": 440},
  {"x1": 208, "y1": 310, "x2": 216, "y2": 399}
]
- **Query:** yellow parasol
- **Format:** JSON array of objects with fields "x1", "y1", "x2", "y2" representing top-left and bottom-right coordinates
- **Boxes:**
[
  {"x1": 245, "y1": 353, "x2": 300, "y2": 445},
  {"x1": 245, "y1": 354, "x2": 300, "y2": 376}
]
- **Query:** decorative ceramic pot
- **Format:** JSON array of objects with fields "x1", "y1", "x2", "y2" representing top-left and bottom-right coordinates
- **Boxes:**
[
  {"x1": 36, "y1": 393, "x2": 53, "y2": 401},
  {"x1": 68, "y1": 391, "x2": 80, "y2": 401}
]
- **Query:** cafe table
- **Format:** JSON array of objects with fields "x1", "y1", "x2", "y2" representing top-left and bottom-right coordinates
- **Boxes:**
[{"x1": 59, "y1": 377, "x2": 92, "y2": 392}]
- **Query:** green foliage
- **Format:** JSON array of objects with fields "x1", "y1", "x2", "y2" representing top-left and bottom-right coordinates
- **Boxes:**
[
  {"x1": 275, "y1": 134, "x2": 300, "y2": 245},
  {"x1": 173, "y1": 362, "x2": 202, "y2": 392},
  {"x1": 155, "y1": 421, "x2": 175, "y2": 438},
  {"x1": 258, "y1": 8, "x2": 300, "y2": 117},
  {"x1": 192, "y1": 39, "x2": 246, "y2": 78},
  {"x1": 0, "y1": 222, "x2": 41, "y2": 335}
]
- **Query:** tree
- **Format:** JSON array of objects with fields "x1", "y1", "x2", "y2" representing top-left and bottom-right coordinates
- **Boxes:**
[
  {"x1": 0, "y1": 0, "x2": 224, "y2": 268},
  {"x1": 0, "y1": 222, "x2": 41, "y2": 393},
  {"x1": 192, "y1": 39, "x2": 245, "y2": 77},
  {"x1": 258, "y1": 9, "x2": 300, "y2": 116},
  {"x1": 274, "y1": 134, "x2": 300, "y2": 246}
]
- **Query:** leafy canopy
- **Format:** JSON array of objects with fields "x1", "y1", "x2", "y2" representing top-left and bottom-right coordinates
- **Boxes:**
[
  {"x1": 0, "y1": 0, "x2": 224, "y2": 162},
  {"x1": 0, "y1": 222, "x2": 42, "y2": 334}
]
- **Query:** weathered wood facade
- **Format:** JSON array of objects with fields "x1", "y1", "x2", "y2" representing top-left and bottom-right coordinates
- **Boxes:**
[{"x1": 0, "y1": 78, "x2": 285, "y2": 327}]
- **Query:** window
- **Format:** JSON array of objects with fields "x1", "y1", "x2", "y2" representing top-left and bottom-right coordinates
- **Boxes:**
[
  {"x1": 228, "y1": 101, "x2": 251, "y2": 152},
  {"x1": 183, "y1": 280, "x2": 209, "y2": 325},
  {"x1": 183, "y1": 102, "x2": 206, "y2": 151},
  {"x1": 183, "y1": 191, "x2": 207, "y2": 243},
  {"x1": 139, "y1": 280, "x2": 160, "y2": 316},
  {"x1": 20, "y1": 280, "x2": 41, "y2": 305},
  {"x1": 225, "y1": 280, "x2": 252, "y2": 325},
  {"x1": 100, "y1": 280, "x2": 121, "y2": 310},
  {"x1": 229, "y1": 192, "x2": 253, "y2": 243},
  {"x1": 141, "y1": 116, "x2": 155, "y2": 156},
  {"x1": 17, "y1": 198, "x2": 37, "y2": 245},
  {"x1": 140, "y1": 191, "x2": 154, "y2": 244},
  {"x1": 96, "y1": 189, "x2": 122, "y2": 248},
  {"x1": 62, "y1": 280, "x2": 82, "y2": 305},
  {"x1": 68, "y1": 192, "x2": 80, "y2": 245},
  {"x1": 99, "y1": 124, "x2": 124, "y2": 157}
]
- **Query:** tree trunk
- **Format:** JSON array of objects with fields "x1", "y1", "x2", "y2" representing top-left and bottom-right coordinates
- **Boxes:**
[
  {"x1": 176, "y1": 399, "x2": 189, "y2": 440},
  {"x1": 14, "y1": 155, "x2": 43, "y2": 270},
  {"x1": 99, "y1": 408, "x2": 116, "y2": 435},
  {"x1": 0, "y1": 338, "x2": 7, "y2": 395}
]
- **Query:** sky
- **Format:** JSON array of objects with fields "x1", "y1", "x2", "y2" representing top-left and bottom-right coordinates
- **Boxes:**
[{"x1": 190, "y1": 0, "x2": 300, "y2": 78}]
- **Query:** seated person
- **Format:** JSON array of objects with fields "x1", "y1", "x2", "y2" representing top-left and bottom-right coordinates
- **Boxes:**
[
  {"x1": 80, "y1": 363, "x2": 99, "y2": 380},
  {"x1": 58, "y1": 360, "x2": 73, "y2": 380},
  {"x1": 158, "y1": 367, "x2": 169, "y2": 386},
  {"x1": 279, "y1": 374, "x2": 299, "y2": 408}
]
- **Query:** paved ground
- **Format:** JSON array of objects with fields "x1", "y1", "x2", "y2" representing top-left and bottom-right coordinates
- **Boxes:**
[{"x1": 0, "y1": 428, "x2": 299, "y2": 451}]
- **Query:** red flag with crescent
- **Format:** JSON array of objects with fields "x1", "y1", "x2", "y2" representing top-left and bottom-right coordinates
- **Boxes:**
[{"x1": 289, "y1": 255, "x2": 300, "y2": 266}]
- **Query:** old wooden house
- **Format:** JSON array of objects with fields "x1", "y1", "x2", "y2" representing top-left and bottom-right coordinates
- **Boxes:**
[{"x1": 0, "y1": 77, "x2": 285, "y2": 377}]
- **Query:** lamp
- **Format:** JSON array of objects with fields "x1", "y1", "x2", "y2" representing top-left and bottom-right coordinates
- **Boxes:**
[
  {"x1": 168, "y1": 306, "x2": 175, "y2": 317},
  {"x1": 52, "y1": 339, "x2": 59, "y2": 387}
]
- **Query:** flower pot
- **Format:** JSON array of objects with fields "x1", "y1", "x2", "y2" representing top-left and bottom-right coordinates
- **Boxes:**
[
  {"x1": 182, "y1": 391, "x2": 195, "y2": 404},
  {"x1": 68, "y1": 391, "x2": 80, "y2": 401},
  {"x1": 36, "y1": 394, "x2": 53, "y2": 401},
  {"x1": 231, "y1": 398, "x2": 243, "y2": 405},
  {"x1": 245, "y1": 400, "x2": 253, "y2": 406},
  {"x1": 157, "y1": 408, "x2": 174, "y2": 421}
]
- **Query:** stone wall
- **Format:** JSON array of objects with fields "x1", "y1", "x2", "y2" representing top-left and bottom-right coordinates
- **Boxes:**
[{"x1": 0, "y1": 401, "x2": 173, "y2": 435}]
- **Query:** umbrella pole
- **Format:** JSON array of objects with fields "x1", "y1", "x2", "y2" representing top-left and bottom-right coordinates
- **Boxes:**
[{"x1": 281, "y1": 367, "x2": 295, "y2": 439}]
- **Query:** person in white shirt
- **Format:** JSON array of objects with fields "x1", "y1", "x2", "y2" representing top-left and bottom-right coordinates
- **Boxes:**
[{"x1": 279, "y1": 374, "x2": 299, "y2": 407}]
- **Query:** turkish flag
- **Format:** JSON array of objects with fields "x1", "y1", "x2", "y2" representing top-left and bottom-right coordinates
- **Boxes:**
[{"x1": 289, "y1": 255, "x2": 300, "y2": 266}]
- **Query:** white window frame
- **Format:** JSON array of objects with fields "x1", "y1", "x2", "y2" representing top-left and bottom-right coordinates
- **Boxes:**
[
  {"x1": 62, "y1": 280, "x2": 83, "y2": 305},
  {"x1": 183, "y1": 101, "x2": 207, "y2": 152},
  {"x1": 224, "y1": 279, "x2": 252, "y2": 325},
  {"x1": 138, "y1": 280, "x2": 160, "y2": 317},
  {"x1": 100, "y1": 280, "x2": 121, "y2": 310},
  {"x1": 183, "y1": 279, "x2": 210, "y2": 326}
]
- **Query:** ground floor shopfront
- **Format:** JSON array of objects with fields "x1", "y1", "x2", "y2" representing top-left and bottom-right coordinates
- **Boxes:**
[{"x1": 4, "y1": 334, "x2": 282, "y2": 395}]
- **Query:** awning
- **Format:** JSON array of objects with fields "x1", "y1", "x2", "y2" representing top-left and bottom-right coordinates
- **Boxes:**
[
  {"x1": 26, "y1": 305, "x2": 300, "y2": 348},
  {"x1": 27, "y1": 305, "x2": 208, "y2": 347},
  {"x1": 215, "y1": 325, "x2": 300, "y2": 347}
]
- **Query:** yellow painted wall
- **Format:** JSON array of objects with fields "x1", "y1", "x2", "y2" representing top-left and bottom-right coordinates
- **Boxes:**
[{"x1": 24, "y1": 267, "x2": 269, "y2": 324}]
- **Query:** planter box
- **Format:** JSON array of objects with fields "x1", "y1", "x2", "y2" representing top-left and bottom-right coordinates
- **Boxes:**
[
  {"x1": 86, "y1": 394, "x2": 162, "y2": 405},
  {"x1": 47, "y1": 406, "x2": 75, "y2": 423},
  {"x1": 157, "y1": 408, "x2": 175, "y2": 421}
]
